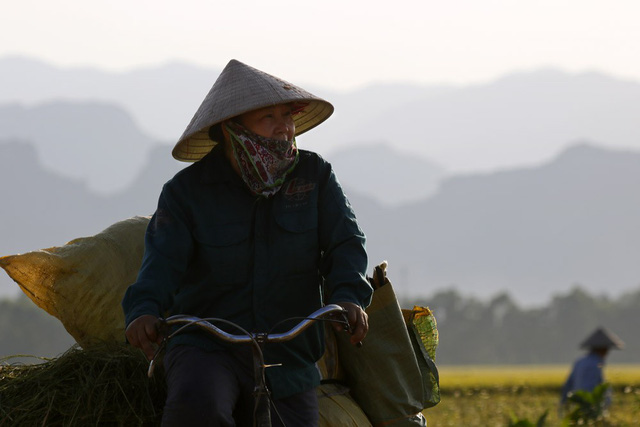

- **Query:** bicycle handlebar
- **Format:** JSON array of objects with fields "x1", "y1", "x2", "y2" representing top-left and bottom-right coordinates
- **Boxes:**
[
  {"x1": 148, "y1": 304, "x2": 348, "y2": 378},
  {"x1": 165, "y1": 304, "x2": 346, "y2": 344}
]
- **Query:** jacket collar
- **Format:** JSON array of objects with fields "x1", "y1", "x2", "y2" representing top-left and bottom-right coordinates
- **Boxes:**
[{"x1": 200, "y1": 145, "x2": 237, "y2": 185}]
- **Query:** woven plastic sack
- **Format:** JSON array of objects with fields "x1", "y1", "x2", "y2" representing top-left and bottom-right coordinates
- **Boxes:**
[
  {"x1": 335, "y1": 261, "x2": 440, "y2": 426},
  {"x1": 0, "y1": 216, "x2": 150, "y2": 347},
  {"x1": 317, "y1": 383, "x2": 372, "y2": 427}
]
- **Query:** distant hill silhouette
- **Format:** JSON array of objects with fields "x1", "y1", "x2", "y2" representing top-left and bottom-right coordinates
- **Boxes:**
[
  {"x1": 0, "y1": 98, "x2": 441, "y2": 206},
  {"x1": 0, "y1": 101, "x2": 158, "y2": 193},
  {"x1": 355, "y1": 143, "x2": 640, "y2": 304},
  {"x1": 4, "y1": 55, "x2": 640, "y2": 179},
  {"x1": 0, "y1": 55, "x2": 215, "y2": 144},
  {"x1": 319, "y1": 69, "x2": 640, "y2": 174},
  {"x1": 326, "y1": 143, "x2": 445, "y2": 205},
  {"x1": 1, "y1": 140, "x2": 639, "y2": 306}
]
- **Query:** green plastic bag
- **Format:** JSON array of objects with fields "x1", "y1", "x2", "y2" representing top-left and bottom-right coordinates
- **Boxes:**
[{"x1": 335, "y1": 262, "x2": 440, "y2": 426}]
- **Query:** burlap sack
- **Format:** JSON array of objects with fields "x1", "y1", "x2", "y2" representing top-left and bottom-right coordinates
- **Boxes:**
[{"x1": 0, "y1": 216, "x2": 150, "y2": 347}]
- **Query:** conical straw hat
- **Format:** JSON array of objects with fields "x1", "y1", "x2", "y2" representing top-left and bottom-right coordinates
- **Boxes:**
[
  {"x1": 580, "y1": 327, "x2": 625, "y2": 350},
  {"x1": 172, "y1": 59, "x2": 334, "y2": 162}
]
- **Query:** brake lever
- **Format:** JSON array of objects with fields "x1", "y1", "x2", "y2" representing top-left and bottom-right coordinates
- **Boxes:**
[{"x1": 338, "y1": 308, "x2": 363, "y2": 348}]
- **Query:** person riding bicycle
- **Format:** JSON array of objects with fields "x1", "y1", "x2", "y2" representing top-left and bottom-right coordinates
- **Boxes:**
[{"x1": 122, "y1": 59, "x2": 372, "y2": 426}]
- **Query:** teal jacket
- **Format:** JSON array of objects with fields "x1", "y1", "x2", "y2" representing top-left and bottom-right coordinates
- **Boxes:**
[{"x1": 122, "y1": 145, "x2": 372, "y2": 398}]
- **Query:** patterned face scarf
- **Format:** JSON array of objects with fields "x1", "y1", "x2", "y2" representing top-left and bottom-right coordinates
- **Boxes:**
[{"x1": 225, "y1": 121, "x2": 299, "y2": 197}]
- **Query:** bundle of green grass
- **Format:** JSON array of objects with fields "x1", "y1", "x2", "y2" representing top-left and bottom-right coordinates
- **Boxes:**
[{"x1": 0, "y1": 343, "x2": 166, "y2": 426}]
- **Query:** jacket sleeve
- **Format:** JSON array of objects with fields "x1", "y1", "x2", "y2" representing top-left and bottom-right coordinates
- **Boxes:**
[
  {"x1": 122, "y1": 181, "x2": 195, "y2": 326},
  {"x1": 317, "y1": 160, "x2": 373, "y2": 309}
]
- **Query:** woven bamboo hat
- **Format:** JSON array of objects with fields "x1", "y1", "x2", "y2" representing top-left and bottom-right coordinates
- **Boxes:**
[
  {"x1": 580, "y1": 327, "x2": 625, "y2": 350},
  {"x1": 172, "y1": 59, "x2": 334, "y2": 162}
]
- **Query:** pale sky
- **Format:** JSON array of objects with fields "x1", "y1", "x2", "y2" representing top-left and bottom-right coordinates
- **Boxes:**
[{"x1": 3, "y1": 0, "x2": 640, "y2": 90}]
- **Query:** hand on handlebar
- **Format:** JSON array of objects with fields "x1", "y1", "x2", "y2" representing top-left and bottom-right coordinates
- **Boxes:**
[
  {"x1": 145, "y1": 305, "x2": 358, "y2": 378},
  {"x1": 333, "y1": 302, "x2": 368, "y2": 346},
  {"x1": 125, "y1": 314, "x2": 164, "y2": 360}
]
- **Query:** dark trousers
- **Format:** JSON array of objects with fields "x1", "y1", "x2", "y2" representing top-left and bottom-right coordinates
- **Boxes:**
[{"x1": 161, "y1": 345, "x2": 319, "y2": 427}]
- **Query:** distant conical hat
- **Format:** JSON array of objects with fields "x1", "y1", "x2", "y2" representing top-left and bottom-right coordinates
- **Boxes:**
[
  {"x1": 172, "y1": 59, "x2": 334, "y2": 162},
  {"x1": 580, "y1": 327, "x2": 625, "y2": 350}
]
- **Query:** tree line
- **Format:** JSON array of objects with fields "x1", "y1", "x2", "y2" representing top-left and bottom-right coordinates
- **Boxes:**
[
  {"x1": 1, "y1": 285, "x2": 638, "y2": 365},
  {"x1": 403, "y1": 286, "x2": 639, "y2": 365}
]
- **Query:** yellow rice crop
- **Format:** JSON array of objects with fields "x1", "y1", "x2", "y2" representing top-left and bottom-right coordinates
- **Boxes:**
[
  {"x1": 438, "y1": 364, "x2": 640, "y2": 389},
  {"x1": 426, "y1": 364, "x2": 640, "y2": 426}
]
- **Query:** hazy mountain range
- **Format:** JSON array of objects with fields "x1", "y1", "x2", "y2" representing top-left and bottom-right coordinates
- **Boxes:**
[
  {"x1": 2, "y1": 137, "x2": 639, "y2": 306},
  {"x1": 1, "y1": 56, "x2": 639, "y2": 306},
  {"x1": 358, "y1": 143, "x2": 640, "y2": 304},
  {"x1": 0, "y1": 100, "x2": 444, "y2": 204},
  {"x1": 4, "y1": 55, "x2": 640, "y2": 181}
]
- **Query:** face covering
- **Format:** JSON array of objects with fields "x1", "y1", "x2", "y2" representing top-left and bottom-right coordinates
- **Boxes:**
[{"x1": 225, "y1": 121, "x2": 299, "y2": 197}]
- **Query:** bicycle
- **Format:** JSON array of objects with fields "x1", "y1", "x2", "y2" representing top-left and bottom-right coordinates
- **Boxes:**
[{"x1": 147, "y1": 304, "x2": 355, "y2": 427}]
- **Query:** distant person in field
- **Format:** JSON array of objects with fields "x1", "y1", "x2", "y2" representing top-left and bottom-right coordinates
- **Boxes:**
[{"x1": 560, "y1": 326, "x2": 625, "y2": 405}]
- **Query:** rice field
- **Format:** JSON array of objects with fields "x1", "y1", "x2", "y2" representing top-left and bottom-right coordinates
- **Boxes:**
[
  {"x1": 3, "y1": 348, "x2": 639, "y2": 426},
  {"x1": 423, "y1": 365, "x2": 640, "y2": 426}
]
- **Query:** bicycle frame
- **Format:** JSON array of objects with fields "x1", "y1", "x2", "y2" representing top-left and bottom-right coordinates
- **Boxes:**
[{"x1": 148, "y1": 304, "x2": 348, "y2": 427}]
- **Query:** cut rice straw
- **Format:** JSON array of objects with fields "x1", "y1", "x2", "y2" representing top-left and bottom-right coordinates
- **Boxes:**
[{"x1": 0, "y1": 343, "x2": 166, "y2": 426}]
